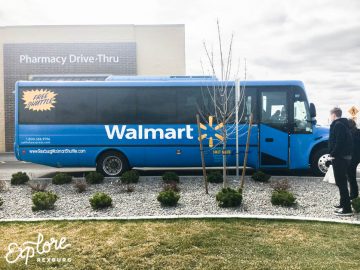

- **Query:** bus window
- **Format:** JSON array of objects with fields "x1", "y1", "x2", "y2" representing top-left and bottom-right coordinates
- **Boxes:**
[
  {"x1": 97, "y1": 88, "x2": 137, "y2": 124},
  {"x1": 176, "y1": 87, "x2": 207, "y2": 124},
  {"x1": 239, "y1": 88, "x2": 257, "y2": 123},
  {"x1": 137, "y1": 87, "x2": 177, "y2": 124},
  {"x1": 293, "y1": 92, "x2": 312, "y2": 133},
  {"x1": 55, "y1": 89, "x2": 97, "y2": 124},
  {"x1": 18, "y1": 87, "x2": 97, "y2": 124},
  {"x1": 261, "y1": 91, "x2": 288, "y2": 129},
  {"x1": 196, "y1": 86, "x2": 236, "y2": 124}
]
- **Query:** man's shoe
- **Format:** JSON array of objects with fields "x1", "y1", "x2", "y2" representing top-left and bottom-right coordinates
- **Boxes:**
[
  {"x1": 334, "y1": 209, "x2": 353, "y2": 216},
  {"x1": 334, "y1": 205, "x2": 342, "y2": 209}
]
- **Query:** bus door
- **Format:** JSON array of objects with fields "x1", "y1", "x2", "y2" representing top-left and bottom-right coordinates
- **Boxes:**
[
  {"x1": 289, "y1": 88, "x2": 314, "y2": 169},
  {"x1": 259, "y1": 89, "x2": 289, "y2": 168}
]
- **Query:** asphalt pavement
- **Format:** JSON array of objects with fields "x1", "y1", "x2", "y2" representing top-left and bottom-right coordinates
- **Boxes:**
[
  {"x1": 0, "y1": 152, "x2": 91, "y2": 180},
  {"x1": 1, "y1": 152, "x2": 359, "y2": 180}
]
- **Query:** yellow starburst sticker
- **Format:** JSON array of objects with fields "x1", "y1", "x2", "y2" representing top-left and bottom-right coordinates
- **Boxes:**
[
  {"x1": 22, "y1": 89, "x2": 57, "y2": 111},
  {"x1": 199, "y1": 116, "x2": 224, "y2": 148}
]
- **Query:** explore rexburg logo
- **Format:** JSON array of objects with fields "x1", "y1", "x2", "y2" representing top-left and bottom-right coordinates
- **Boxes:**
[
  {"x1": 4, "y1": 233, "x2": 71, "y2": 265},
  {"x1": 22, "y1": 89, "x2": 57, "y2": 111}
]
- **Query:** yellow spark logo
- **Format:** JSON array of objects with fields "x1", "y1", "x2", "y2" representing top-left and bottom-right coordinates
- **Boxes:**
[
  {"x1": 22, "y1": 89, "x2": 57, "y2": 111},
  {"x1": 199, "y1": 116, "x2": 224, "y2": 147}
]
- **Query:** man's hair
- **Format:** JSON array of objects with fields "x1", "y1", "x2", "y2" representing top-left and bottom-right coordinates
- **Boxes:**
[{"x1": 330, "y1": 107, "x2": 342, "y2": 118}]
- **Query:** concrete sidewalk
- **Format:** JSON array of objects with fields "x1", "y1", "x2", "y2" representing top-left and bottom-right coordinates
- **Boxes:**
[
  {"x1": 0, "y1": 152, "x2": 92, "y2": 180},
  {"x1": 0, "y1": 152, "x2": 16, "y2": 162},
  {"x1": 1, "y1": 152, "x2": 359, "y2": 180},
  {"x1": 0, "y1": 214, "x2": 359, "y2": 225}
]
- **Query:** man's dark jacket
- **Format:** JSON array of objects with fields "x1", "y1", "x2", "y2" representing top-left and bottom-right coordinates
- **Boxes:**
[
  {"x1": 328, "y1": 118, "x2": 353, "y2": 158},
  {"x1": 350, "y1": 127, "x2": 360, "y2": 161}
]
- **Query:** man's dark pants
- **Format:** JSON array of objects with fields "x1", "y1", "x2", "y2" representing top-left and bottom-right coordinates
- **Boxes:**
[
  {"x1": 332, "y1": 158, "x2": 352, "y2": 212},
  {"x1": 347, "y1": 159, "x2": 359, "y2": 199}
]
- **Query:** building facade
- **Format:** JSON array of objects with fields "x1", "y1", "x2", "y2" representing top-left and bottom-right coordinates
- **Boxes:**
[{"x1": 0, "y1": 24, "x2": 185, "y2": 152}]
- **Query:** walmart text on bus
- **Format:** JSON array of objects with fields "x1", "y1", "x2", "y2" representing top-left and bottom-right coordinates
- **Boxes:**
[{"x1": 105, "y1": 125, "x2": 194, "y2": 140}]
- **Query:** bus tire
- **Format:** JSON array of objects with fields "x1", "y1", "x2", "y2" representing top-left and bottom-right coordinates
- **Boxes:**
[
  {"x1": 311, "y1": 148, "x2": 330, "y2": 176},
  {"x1": 96, "y1": 151, "x2": 129, "y2": 177}
]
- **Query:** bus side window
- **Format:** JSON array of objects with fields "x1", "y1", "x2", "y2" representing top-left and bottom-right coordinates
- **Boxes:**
[
  {"x1": 293, "y1": 92, "x2": 312, "y2": 133},
  {"x1": 97, "y1": 88, "x2": 137, "y2": 124},
  {"x1": 137, "y1": 87, "x2": 177, "y2": 124},
  {"x1": 176, "y1": 87, "x2": 204, "y2": 124},
  {"x1": 239, "y1": 88, "x2": 257, "y2": 123},
  {"x1": 197, "y1": 87, "x2": 222, "y2": 122},
  {"x1": 260, "y1": 90, "x2": 288, "y2": 130}
]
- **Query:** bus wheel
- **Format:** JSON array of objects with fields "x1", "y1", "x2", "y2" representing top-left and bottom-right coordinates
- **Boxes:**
[
  {"x1": 311, "y1": 148, "x2": 331, "y2": 176},
  {"x1": 96, "y1": 151, "x2": 129, "y2": 177}
]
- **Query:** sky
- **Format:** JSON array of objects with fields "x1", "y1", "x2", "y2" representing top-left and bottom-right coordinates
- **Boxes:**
[{"x1": 0, "y1": 0, "x2": 359, "y2": 125}]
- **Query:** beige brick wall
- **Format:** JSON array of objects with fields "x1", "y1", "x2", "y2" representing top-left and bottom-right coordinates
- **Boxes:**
[{"x1": 0, "y1": 24, "x2": 185, "y2": 152}]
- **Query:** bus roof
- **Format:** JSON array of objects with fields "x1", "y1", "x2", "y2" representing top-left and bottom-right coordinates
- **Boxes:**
[
  {"x1": 106, "y1": 75, "x2": 217, "y2": 81},
  {"x1": 17, "y1": 76, "x2": 305, "y2": 88},
  {"x1": 28, "y1": 75, "x2": 216, "y2": 81}
]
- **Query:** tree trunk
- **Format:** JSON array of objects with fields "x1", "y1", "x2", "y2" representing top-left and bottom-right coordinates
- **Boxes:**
[
  {"x1": 240, "y1": 113, "x2": 253, "y2": 189},
  {"x1": 196, "y1": 114, "x2": 208, "y2": 194},
  {"x1": 222, "y1": 129, "x2": 227, "y2": 188}
]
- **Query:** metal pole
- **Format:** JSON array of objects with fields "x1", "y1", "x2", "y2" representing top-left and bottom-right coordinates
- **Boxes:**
[
  {"x1": 196, "y1": 114, "x2": 208, "y2": 194},
  {"x1": 240, "y1": 113, "x2": 253, "y2": 189},
  {"x1": 235, "y1": 79, "x2": 240, "y2": 178}
]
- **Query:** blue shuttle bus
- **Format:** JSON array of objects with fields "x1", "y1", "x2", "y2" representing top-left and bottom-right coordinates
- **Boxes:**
[{"x1": 14, "y1": 76, "x2": 330, "y2": 176}]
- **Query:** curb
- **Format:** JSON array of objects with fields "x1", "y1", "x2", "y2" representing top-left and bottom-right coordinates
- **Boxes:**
[
  {"x1": 1, "y1": 214, "x2": 359, "y2": 225},
  {"x1": 0, "y1": 175, "x2": 325, "y2": 182}
]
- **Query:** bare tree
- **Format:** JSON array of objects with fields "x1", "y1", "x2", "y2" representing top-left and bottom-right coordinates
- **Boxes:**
[{"x1": 198, "y1": 20, "x2": 249, "y2": 188}]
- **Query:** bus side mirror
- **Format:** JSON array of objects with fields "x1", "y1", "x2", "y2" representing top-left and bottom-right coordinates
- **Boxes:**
[{"x1": 310, "y1": 103, "x2": 316, "y2": 118}]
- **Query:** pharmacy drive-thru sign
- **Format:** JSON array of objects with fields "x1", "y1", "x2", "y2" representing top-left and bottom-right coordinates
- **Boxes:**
[{"x1": 3, "y1": 42, "x2": 136, "y2": 152}]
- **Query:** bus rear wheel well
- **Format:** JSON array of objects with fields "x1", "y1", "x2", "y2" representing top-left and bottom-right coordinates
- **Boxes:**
[
  {"x1": 95, "y1": 149, "x2": 130, "y2": 176},
  {"x1": 309, "y1": 141, "x2": 328, "y2": 164},
  {"x1": 309, "y1": 141, "x2": 329, "y2": 176}
]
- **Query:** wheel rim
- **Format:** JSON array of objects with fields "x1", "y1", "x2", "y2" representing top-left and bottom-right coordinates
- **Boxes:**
[
  {"x1": 318, "y1": 154, "x2": 331, "y2": 174},
  {"x1": 103, "y1": 156, "x2": 122, "y2": 176}
]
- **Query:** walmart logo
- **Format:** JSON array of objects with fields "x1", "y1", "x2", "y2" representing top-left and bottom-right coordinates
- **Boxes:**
[
  {"x1": 198, "y1": 116, "x2": 224, "y2": 148},
  {"x1": 105, "y1": 125, "x2": 194, "y2": 140}
]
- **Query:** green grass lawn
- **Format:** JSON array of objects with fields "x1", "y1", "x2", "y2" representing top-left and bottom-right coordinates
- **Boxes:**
[{"x1": 0, "y1": 218, "x2": 359, "y2": 270}]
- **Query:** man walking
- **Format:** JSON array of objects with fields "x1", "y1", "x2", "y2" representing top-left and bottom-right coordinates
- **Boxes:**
[{"x1": 328, "y1": 107, "x2": 353, "y2": 216}]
